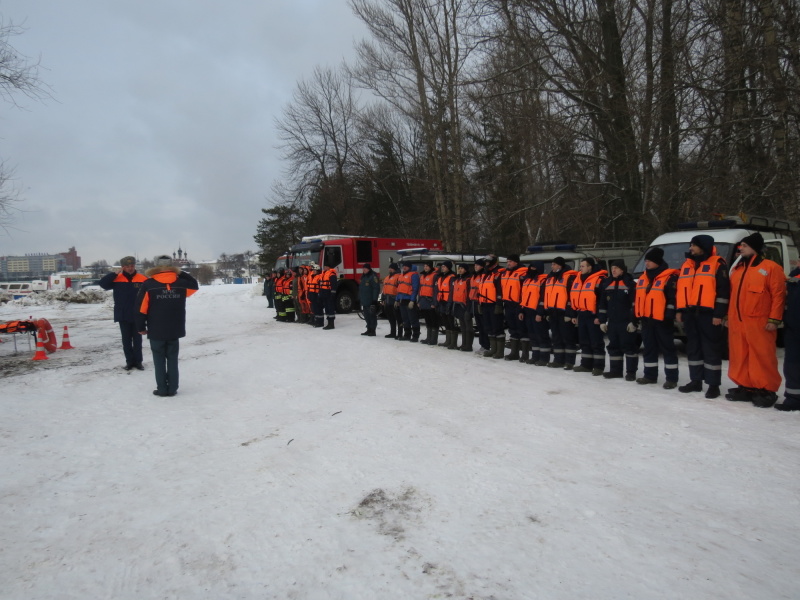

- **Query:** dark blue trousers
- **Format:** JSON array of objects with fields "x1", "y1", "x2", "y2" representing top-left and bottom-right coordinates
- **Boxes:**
[
  {"x1": 682, "y1": 311, "x2": 724, "y2": 386},
  {"x1": 504, "y1": 303, "x2": 522, "y2": 340},
  {"x1": 522, "y1": 308, "x2": 551, "y2": 363},
  {"x1": 119, "y1": 321, "x2": 143, "y2": 366},
  {"x1": 784, "y1": 325, "x2": 800, "y2": 401},
  {"x1": 606, "y1": 321, "x2": 639, "y2": 376},
  {"x1": 641, "y1": 319, "x2": 678, "y2": 382},
  {"x1": 549, "y1": 310, "x2": 578, "y2": 366},
  {"x1": 149, "y1": 338, "x2": 180, "y2": 395},
  {"x1": 577, "y1": 312, "x2": 605, "y2": 370}
]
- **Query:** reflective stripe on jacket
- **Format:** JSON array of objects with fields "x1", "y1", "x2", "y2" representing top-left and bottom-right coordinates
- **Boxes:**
[
  {"x1": 521, "y1": 274, "x2": 546, "y2": 310},
  {"x1": 635, "y1": 269, "x2": 678, "y2": 320},
  {"x1": 570, "y1": 270, "x2": 607, "y2": 313},
  {"x1": 543, "y1": 270, "x2": 578, "y2": 310},
  {"x1": 676, "y1": 254, "x2": 724, "y2": 310},
  {"x1": 437, "y1": 273, "x2": 454, "y2": 303},
  {"x1": 500, "y1": 267, "x2": 528, "y2": 304}
]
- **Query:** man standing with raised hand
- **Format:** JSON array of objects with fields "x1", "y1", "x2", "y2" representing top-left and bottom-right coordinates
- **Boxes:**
[
  {"x1": 136, "y1": 255, "x2": 198, "y2": 397},
  {"x1": 100, "y1": 256, "x2": 148, "y2": 371}
]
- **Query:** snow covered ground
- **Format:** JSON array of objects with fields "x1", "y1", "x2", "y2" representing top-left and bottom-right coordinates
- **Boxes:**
[{"x1": 1, "y1": 284, "x2": 798, "y2": 599}]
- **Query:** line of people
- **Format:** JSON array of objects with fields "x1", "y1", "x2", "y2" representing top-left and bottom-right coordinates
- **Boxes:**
[
  {"x1": 267, "y1": 263, "x2": 339, "y2": 329},
  {"x1": 368, "y1": 233, "x2": 799, "y2": 412}
]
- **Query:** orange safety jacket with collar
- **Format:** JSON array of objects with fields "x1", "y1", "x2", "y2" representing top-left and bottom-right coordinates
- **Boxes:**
[
  {"x1": 543, "y1": 270, "x2": 578, "y2": 310},
  {"x1": 308, "y1": 272, "x2": 322, "y2": 294},
  {"x1": 521, "y1": 274, "x2": 546, "y2": 310},
  {"x1": 500, "y1": 266, "x2": 528, "y2": 304},
  {"x1": 570, "y1": 270, "x2": 608, "y2": 313},
  {"x1": 635, "y1": 269, "x2": 678, "y2": 320},
  {"x1": 396, "y1": 271, "x2": 416, "y2": 296},
  {"x1": 676, "y1": 253, "x2": 725, "y2": 310}
]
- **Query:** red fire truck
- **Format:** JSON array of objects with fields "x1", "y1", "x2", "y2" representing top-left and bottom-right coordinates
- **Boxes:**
[{"x1": 286, "y1": 234, "x2": 443, "y2": 313}]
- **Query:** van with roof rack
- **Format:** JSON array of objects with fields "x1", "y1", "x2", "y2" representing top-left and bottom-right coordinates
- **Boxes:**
[
  {"x1": 632, "y1": 214, "x2": 798, "y2": 277},
  {"x1": 520, "y1": 241, "x2": 646, "y2": 273}
]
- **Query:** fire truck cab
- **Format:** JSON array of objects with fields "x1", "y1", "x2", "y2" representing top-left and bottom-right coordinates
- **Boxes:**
[{"x1": 288, "y1": 235, "x2": 443, "y2": 313}]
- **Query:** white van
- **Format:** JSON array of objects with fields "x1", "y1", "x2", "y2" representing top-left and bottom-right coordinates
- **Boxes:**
[
  {"x1": 632, "y1": 215, "x2": 798, "y2": 276},
  {"x1": 521, "y1": 242, "x2": 646, "y2": 273},
  {"x1": 1, "y1": 282, "x2": 34, "y2": 299}
]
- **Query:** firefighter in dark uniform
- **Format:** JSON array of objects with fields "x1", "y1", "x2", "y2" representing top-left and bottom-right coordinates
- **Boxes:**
[
  {"x1": 307, "y1": 263, "x2": 322, "y2": 327},
  {"x1": 569, "y1": 257, "x2": 608, "y2": 375},
  {"x1": 542, "y1": 257, "x2": 579, "y2": 369},
  {"x1": 675, "y1": 234, "x2": 729, "y2": 399},
  {"x1": 597, "y1": 260, "x2": 639, "y2": 380},
  {"x1": 520, "y1": 261, "x2": 549, "y2": 365},
  {"x1": 634, "y1": 247, "x2": 680, "y2": 388},
  {"x1": 499, "y1": 254, "x2": 527, "y2": 361},
  {"x1": 396, "y1": 262, "x2": 421, "y2": 342},
  {"x1": 319, "y1": 264, "x2": 338, "y2": 330},
  {"x1": 776, "y1": 260, "x2": 800, "y2": 411},
  {"x1": 478, "y1": 254, "x2": 505, "y2": 359},
  {"x1": 417, "y1": 262, "x2": 439, "y2": 345},
  {"x1": 381, "y1": 263, "x2": 401, "y2": 338}
]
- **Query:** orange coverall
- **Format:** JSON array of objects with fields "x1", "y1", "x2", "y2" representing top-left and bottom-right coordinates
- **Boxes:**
[{"x1": 728, "y1": 255, "x2": 787, "y2": 392}]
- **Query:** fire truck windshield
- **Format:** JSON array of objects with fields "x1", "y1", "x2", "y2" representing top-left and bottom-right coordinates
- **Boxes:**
[{"x1": 289, "y1": 249, "x2": 321, "y2": 268}]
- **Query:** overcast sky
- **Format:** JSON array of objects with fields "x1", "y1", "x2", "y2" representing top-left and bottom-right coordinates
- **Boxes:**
[{"x1": 0, "y1": 0, "x2": 366, "y2": 266}]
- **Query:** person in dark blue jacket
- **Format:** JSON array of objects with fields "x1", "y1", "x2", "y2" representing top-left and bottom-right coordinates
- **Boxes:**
[
  {"x1": 135, "y1": 255, "x2": 198, "y2": 397},
  {"x1": 597, "y1": 260, "x2": 639, "y2": 380},
  {"x1": 776, "y1": 261, "x2": 800, "y2": 411},
  {"x1": 99, "y1": 256, "x2": 148, "y2": 370},
  {"x1": 358, "y1": 264, "x2": 381, "y2": 336}
]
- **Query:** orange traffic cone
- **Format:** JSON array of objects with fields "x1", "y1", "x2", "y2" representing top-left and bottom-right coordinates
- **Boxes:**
[
  {"x1": 59, "y1": 325, "x2": 75, "y2": 350},
  {"x1": 32, "y1": 330, "x2": 49, "y2": 361}
]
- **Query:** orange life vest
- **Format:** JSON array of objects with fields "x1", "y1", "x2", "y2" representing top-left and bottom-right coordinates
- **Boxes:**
[
  {"x1": 383, "y1": 273, "x2": 400, "y2": 296},
  {"x1": 319, "y1": 269, "x2": 337, "y2": 292},
  {"x1": 635, "y1": 269, "x2": 678, "y2": 320},
  {"x1": 500, "y1": 266, "x2": 528, "y2": 304},
  {"x1": 452, "y1": 277, "x2": 469, "y2": 304},
  {"x1": 437, "y1": 273, "x2": 454, "y2": 303},
  {"x1": 469, "y1": 273, "x2": 483, "y2": 301},
  {"x1": 521, "y1": 274, "x2": 546, "y2": 310},
  {"x1": 570, "y1": 270, "x2": 608, "y2": 313},
  {"x1": 479, "y1": 267, "x2": 505, "y2": 304},
  {"x1": 676, "y1": 254, "x2": 724, "y2": 309},
  {"x1": 543, "y1": 270, "x2": 578, "y2": 310},
  {"x1": 396, "y1": 271, "x2": 415, "y2": 296},
  {"x1": 308, "y1": 272, "x2": 322, "y2": 294},
  {"x1": 419, "y1": 272, "x2": 437, "y2": 298}
]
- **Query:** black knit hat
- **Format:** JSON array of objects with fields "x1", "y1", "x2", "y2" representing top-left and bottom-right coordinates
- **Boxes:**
[
  {"x1": 528, "y1": 261, "x2": 545, "y2": 273},
  {"x1": 474, "y1": 258, "x2": 486, "y2": 268},
  {"x1": 438, "y1": 260, "x2": 453, "y2": 271},
  {"x1": 645, "y1": 247, "x2": 665, "y2": 264},
  {"x1": 363, "y1": 263, "x2": 372, "y2": 269},
  {"x1": 740, "y1": 232, "x2": 765, "y2": 252},
  {"x1": 388, "y1": 263, "x2": 399, "y2": 271},
  {"x1": 690, "y1": 234, "x2": 714, "y2": 255},
  {"x1": 552, "y1": 256, "x2": 566, "y2": 267},
  {"x1": 582, "y1": 256, "x2": 596, "y2": 267},
  {"x1": 507, "y1": 253, "x2": 521, "y2": 264},
  {"x1": 610, "y1": 259, "x2": 627, "y2": 272}
]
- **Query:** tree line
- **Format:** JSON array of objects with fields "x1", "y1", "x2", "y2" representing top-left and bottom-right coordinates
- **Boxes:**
[{"x1": 255, "y1": 0, "x2": 800, "y2": 270}]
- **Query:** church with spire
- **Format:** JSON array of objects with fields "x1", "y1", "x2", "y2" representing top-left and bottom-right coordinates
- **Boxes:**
[{"x1": 172, "y1": 245, "x2": 193, "y2": 268}]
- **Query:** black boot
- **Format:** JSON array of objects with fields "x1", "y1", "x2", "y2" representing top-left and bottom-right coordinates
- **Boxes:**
[
  {"x1": 385, "y1": 328, "x2": 397, "y2": 339},
  {"x1": 439, "y1": 331, "x2": 451, "y2": 347},
  {"x1": 493, "y1": 336, "x2": 506, "y2": 359},
  {"x1": 504, "y1": 339, "x2": 520, "y2": 361},
  {"x1": 679, "y1": 380, "x2": 703, "y2": 393},
  {"x1": 484, "y1": 337, "x2": 497, "y2": 357},
  {"x1": 323, "y1": 319, "x2": 335, "y2": 330},
  {"x1": 410, "y1": 328, "x2": 420, "y2": 342},
  {"x1": 460, "y1": 330, "x2": 473, "y2": 351},
  {"x1": 519, "y1": 340, "x2": 530, "y2": 363},
  {"x1": 448, "y1": 331, "x2": 459, "y2": 350}
]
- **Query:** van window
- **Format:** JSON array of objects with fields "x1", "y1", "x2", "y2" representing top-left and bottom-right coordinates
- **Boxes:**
[
  {"x1": 633, "y1": 243, "x2": 735, "y2": 275},
  {"x1": 356, "y1": 240, "x2": 372, "y2": 264},
  {"x1": 764, "y1": 242, "x2": 783, "y2": 265}
]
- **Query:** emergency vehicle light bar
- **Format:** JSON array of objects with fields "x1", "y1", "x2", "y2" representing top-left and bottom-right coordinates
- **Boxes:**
[
  {"x1": 396, "y1": 248, "x2": 431, "y2": 255},
  {"x1": 526, "y1": 244, "x2": 577, "y2": 253},
  {"x1": 677, "y1": 219, "x2": 738, "y2": 230}
]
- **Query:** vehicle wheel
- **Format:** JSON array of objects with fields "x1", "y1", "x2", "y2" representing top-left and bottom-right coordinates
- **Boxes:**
[{"x1": 336, "y1": 290, "x2": 355, "y2": 314}]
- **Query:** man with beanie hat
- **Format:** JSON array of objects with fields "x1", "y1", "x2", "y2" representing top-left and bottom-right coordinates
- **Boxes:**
[
  {"x1": 100, "y1": 256, "x2": 148, "y2": 370},
  {"x1": 396, "y1": 262, "x2": 421, "y2": 341},
  {"x1": 449, "y1": 264, "x2": 473, "y2": 351},
  {"x1": 520, "y1": 261, "x2": 550, "y2": 365},
  {"x1": 569, "y1": 257, "x2": 608, "y2": 375},
  {"x1": 358, "y1": 264, "x2": 380, "y2": 336},
  {"x1": 634, "y1": 248, "x2": 680, "y2": 388},
  {"x1": 135, "y1": 255, "x2": 199, "y2": 397},
  {"x1": 675, "y1": 234, "x2": 730, "y2": 398},
  {"x1": 597, "y1": 260, "x2": 639, "y2": 380},
  {"x1": 500, "y1": 254, "x2": 528, "y2": 361},
  {"x1": 541, "y1": 257, "x2": 579, "y2": 369},
  {"x1": 381, "y1": 263, "x2": 401, "y2": 338},
  {"x1": 477, "y1": 254, "x2": 506, "y2": 358},
  {"x1": 435, "y1": 261, "x2": 457, "y2": 348},
  {"x1": 470, "y1": 259, "x2": 489, "y2": 351},
  {"x1": 725, "y1": 233, "x2": 786, "y2": 407}
]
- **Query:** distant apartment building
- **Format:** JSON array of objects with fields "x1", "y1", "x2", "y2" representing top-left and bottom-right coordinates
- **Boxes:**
[{"x1": 0, "y1": 247, "x2": 80, "y2": 280}]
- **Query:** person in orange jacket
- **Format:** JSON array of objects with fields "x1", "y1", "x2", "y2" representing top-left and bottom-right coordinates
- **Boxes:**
[{"x1": 725, "y1": 232, "x2": 787, "y2": 407}]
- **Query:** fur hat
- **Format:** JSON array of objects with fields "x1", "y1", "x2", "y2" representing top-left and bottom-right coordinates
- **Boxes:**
[
  {"x1": 120, "y1": 256, "x2": 136, "y2": 267},
  {"x1": 740, "y1": 232, "x2": 765, "y2": 252},
  {"x1": 645, "y1": 247, "x2": 665, "y2": 264},
  {"x1": 155, "y1": 255, "x2": 173, "y2": 267}
]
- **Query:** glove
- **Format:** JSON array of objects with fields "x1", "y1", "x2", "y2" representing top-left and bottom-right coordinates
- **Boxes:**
[
  {"x1": 600, "y1": 323, "x2": 608, "y2": 333},
  {"x1": 494, "y1": 303, "x2": 503, "y2": 315},
  {"x1": 626, "y1": 322, "x2": 637, "y2": 333},
  {"x1": 408, "y1": 301, "x2": 415, "y2": 310}
]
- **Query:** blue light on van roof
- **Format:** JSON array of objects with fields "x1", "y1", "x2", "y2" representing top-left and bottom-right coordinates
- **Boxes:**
[
  {"x1": 526, "y1": 244, "x2": 577, "y2": 252},
  {"x1": 677, "y1": 219, "x2": 737, "y2": 230}
]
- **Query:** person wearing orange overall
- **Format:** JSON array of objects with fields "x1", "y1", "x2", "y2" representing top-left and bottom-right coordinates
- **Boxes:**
[{"x1": 725, "y1": 232, "x2": 787, "y2": 407}]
